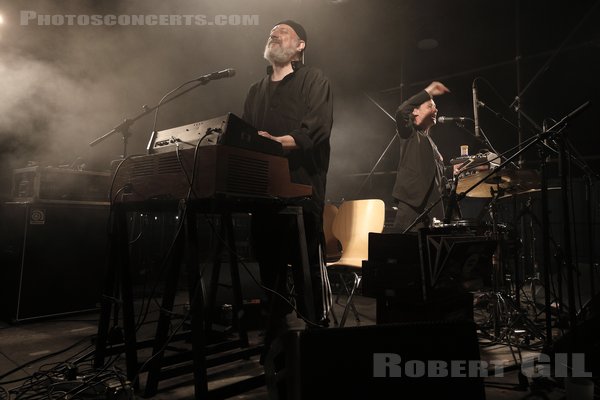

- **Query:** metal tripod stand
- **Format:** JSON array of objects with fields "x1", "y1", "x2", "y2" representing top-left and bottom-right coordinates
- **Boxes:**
[{"x1": 477, "y1": 184, "x2": 547, "y2": 347}]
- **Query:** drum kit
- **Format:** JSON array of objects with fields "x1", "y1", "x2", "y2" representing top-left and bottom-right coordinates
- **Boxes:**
[
  {"x1": 451, "y1": 151, "x2": 537, "y2": 196},
  {"x1": 450, "y1": 153, "x2": 555, "y2": 344}
]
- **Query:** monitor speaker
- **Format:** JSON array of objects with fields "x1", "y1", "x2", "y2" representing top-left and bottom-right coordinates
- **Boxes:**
[{"x1": 265, "y1": 320, "x2": 485, "y2": 399}]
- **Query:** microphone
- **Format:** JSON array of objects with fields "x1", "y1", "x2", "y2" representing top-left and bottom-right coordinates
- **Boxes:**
[
  {"x1": 148, "y1": 68, "x2": 236, "y2": 152},
  {"x1": 437, "y1": 116, "x2": 470, "y2": 123},
  {"x1": 194, "y1": 68, "x2": 236, "y2": 82},
  {"x1": 472, "y1": 81, "x2": 481, "y2": 137}
]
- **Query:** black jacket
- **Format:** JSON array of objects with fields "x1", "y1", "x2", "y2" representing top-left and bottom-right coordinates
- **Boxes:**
[
  {"x1": 243, "y1": 62, "x2": 333, "y2": 212},
  {"x1": 392, "y1": 90, "x2": 443, "y2": 208}
]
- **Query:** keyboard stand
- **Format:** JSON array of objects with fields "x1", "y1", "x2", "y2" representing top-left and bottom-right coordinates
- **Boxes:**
[{"x1": 94, "y1": 198, "x2": 314, "y2": 399}]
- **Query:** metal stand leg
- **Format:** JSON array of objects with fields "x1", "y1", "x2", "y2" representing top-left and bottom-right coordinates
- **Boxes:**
[
  {"x1": 94, "y1": 204, "x2": 138, "y2": 384},
  {"x1": 144, "y1": 211, "x2": 188, "y2": 397},
  {"x1": 285, "y1": 206, "x2": 315, "y2": 323}
]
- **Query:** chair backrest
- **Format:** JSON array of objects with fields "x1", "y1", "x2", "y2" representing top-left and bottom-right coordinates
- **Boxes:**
[
  {"x1": 331, "y1": 199, "x2": 386, "y2": 268},
  {"x1": 323, "y1": 203, "x2": 341, "y2": 262}
]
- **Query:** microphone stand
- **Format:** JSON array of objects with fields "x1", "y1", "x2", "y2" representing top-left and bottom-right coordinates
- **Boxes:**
[
  {"x1": 584, "y1": 174, "x2": 596, "y2": 304},
  {"x1": 478, "y1": 100, "x2": 560, "y2": 163},
  {"x1": 538, "y1": 124, "x2": 553, "y2": 351},
  {"x1": 354, "y1": 92, "x2": 398, "y2": 198},
  {"x1": 456, "y1": 102, "x2": 589, "y2": 354},
  {"x1": 552, "y1": 101, "x2": 595, "y2": 346},
  {"x1": 457, "y1": 102, "x2": 589, "y2": 200},
  {"x1": 556, "y1": 128, "x2": 578, "y2": 346},
  {"x1": 89, "y1": 75, "x2": 220, "y2": 158},
  {"x1": 567, "y1": 138, "x2": 600, "y2": 309}
]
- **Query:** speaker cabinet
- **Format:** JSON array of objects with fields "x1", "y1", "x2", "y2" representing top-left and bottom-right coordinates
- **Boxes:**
[
  {"x1": 265, "y1": 320, "x2": 485, "y2": 399},
  {"x1": 0, "y1": 202, "x2": 109, "y2": 322}
]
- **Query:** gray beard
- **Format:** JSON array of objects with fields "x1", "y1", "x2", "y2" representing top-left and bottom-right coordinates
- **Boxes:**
[{"x1": 263, "y1": 43, "x2": 297, "y2": 65}]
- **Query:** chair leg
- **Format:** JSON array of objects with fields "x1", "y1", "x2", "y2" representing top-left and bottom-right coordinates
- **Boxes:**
[
  {"x1": 348, "y1": 301, "x2": 361, "y2": 324},
  {"x1": 334, "y1": 273, "x2": 348, "y2": 307},
  {"x1": 327, "y1": 272, "x2": 342, "y2": 326},
  {"x1": 343, "y1": 276, "x2": 361, "y2": 325},
  {"x1": 329, "y1": 302, "x2": 339, "y2": 327},
  {"x1": 286, "y1": 265, "x2": 297, "y2": 309},
  {"x1": 327, "y1": 270, "x2": 362, "y2": 327},
  {"x1": 340, "y1": 273, "x2": 361, "y2": 328}
]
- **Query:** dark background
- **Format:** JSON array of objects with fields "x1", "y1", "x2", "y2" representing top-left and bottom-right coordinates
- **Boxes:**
[{"x1": 1, "y1": 0, "x2": 599, "y2": 204}]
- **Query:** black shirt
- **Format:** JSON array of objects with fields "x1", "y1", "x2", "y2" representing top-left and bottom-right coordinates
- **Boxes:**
[{"x1": 243, "y1": 62, "x2": 333, "y2": 212}]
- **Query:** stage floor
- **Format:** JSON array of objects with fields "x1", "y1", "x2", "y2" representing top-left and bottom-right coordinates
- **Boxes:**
[{"x1": 0, "y1": 293, "x2": 579, "y2": 399}]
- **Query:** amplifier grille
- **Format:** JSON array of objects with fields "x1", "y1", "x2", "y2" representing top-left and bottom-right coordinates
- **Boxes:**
[
  {"x1": 226, "y1": 155, "x2": 268, "y2": 195},
  {"x1": 156, "y1": 156, "x2": 181, "y2": 174},
  {"x1": 130, "y1": 160, "x2": 154, "y2": 178},
  {"x1": 130, "y1": 154, "x2": 181, "y2": 178}
]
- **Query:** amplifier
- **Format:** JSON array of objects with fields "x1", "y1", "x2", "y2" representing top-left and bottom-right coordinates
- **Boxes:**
[
  {"x1": 12, "y1": 167, "x2": 110, "y2": 204},
  {"x1": 0, "y1": 201, "x2": 108, "y2": 322}
]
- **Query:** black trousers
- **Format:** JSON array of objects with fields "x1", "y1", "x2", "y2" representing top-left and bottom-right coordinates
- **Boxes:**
[
  {"x1": 393, "y1": 178, "x2": 445, "y2": 232},
  {"x1": 251, "y1": 204, "x2": 329, "y2": 346}
]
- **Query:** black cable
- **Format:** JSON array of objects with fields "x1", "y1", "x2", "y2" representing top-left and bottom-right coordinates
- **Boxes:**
[
  {"x1": 133, "y1": 204, "x2": 187, "y2": 331},
  {"x1": 56, "y1": 353, "x2": 122, "y2": 399},
  {"x1": 99, "y1": 133, "x2": 209, "y2": 388},
  {"x1": 97, "y1": 127, "x2": 323, "y2": 399},
  {"x1": 129, "y1": 313, "x2": 189, "y2": 389},
  {"x1": 102, "y1": 141, "x2": 200, "y2": 334},
  {"x1": 108, "y1": 156, "x2": 134, "y2": 205},
  {"x1": 88, "y1": 142, "x2": 202, "y2": 395},
  {"x1": 199, "y1": 213, "x2": 320, "y2": 328},
  {"x1": 0, "y1": 349, "x2": 30, "y2": 380},
  {"x1": 175, "y1": 132, "x2": 317, "y2": 325},
  {"x1": 179, "y1": 131, "x2": 321, "y2": 328},
  {"x1": 9, "y1": 369, "x2": 63, "y2": 400},
  {"x1": 0, "y1": 334, "x2": 94, "y2": 383},
  {"x1": 131, "y1": 131, "x2": 215, "y2": 331}
]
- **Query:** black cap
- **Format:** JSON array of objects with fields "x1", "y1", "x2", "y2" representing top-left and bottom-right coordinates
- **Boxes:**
[{"x1": 275, "y1": 20, "x2": 307, "y2": 43}]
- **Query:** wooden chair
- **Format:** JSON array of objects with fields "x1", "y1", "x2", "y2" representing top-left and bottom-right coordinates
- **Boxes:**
[
  {"x1": 327, "y1": 199, "x2": 385, "y2": 327},
  {"x1": 322, "y1": 203, "x2": 341, "y2": 262}
]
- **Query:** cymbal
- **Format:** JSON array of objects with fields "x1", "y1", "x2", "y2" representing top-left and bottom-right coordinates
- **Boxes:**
[
  {"x1": 457, "y1": 169, "x2": 511, "y2": 198},
  {"x1": 499, "y1": 186, "x2": 561, "y2": 199},
  {"x1": 502, "y1": 169, "x2": 539, "y2": 193},
  {"x1": 457, "y1": 168, "x2": 545, "y2": 198}
]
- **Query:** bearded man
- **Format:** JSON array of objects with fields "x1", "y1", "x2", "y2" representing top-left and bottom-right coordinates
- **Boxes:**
[{"x1": 242, "y1": 20, "x2": 333, "y2": 352}]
